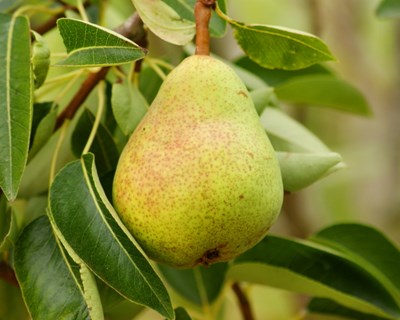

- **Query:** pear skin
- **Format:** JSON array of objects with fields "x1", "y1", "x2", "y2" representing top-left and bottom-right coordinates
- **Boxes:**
[{"x1": 113, "y1": 55, "x2": 283, "y2": 268}]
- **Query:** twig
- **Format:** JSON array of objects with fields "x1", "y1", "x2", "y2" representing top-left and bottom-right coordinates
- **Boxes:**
[
  {"x1": 232, "y1": 282, "x2": 255, "y2": 320},
  {"x1": 195, "y1": 0, "x2": 215, "y2": 55},
  {"x1": 0, "y1": 261, "x2": 19, "y2": 288}
]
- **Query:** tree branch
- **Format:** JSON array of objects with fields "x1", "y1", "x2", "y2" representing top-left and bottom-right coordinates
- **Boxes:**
[
  {"x1": 0, "y1": 261, "x2": 19, "y2": 288},
  {"x1": 232, "y1": 282, "x2": 255, "y2": 320}
]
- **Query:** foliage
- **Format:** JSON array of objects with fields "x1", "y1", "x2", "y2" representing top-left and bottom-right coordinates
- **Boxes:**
[{"x1": 0, "y1": 0, "x2": 398, "y2": 319}]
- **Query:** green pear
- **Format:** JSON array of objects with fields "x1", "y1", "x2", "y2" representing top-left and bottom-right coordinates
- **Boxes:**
[{"x1": 112, "y1": 55, "x2": 283, "y2": 268}]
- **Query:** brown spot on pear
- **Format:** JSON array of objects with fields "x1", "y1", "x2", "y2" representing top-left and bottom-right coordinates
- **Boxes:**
[{"x1": 112, "y1": 55, "x2": 283, "y2": 268}]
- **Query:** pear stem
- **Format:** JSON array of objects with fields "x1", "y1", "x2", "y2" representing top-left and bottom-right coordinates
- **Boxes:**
[{"x1": 195, "y1": 0, "x2": 215, "y2": 55}]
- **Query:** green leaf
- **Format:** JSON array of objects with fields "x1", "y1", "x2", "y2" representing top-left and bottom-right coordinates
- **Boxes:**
[
  {"x1": 277, "y1": 151, "x2": 343, "y2": 192},
  {"x1": 0, "y1": 207, "x2": 17, "y2": 253},
  {"x1": 160, "y1": 0, "x2": 227, "y2": 38},
  {"x1": 131, "y1": 0, "x2": 195, "y2": 45},
  {"x1": 235, "y1": 56, "x2": 331, "y2": 86},
  {"x1": 216, "y1": 8, "x2": 335, "y2": 70},
  {"x1": 376, "y1": 0, "x2": 400, "y2": 18},
  {"x1": 158, "y1": 263, "x2": 228, "y2": 305},
  {"x1": 31, "y1": 31, "x2": 51, "y2": 89},
  {"x1": 0, "y1": 13, "x2": 33, "y2": 201},
  {"x1": 275, "y1": 75, "x2": 371, "y2": 116},
  {"x1": 249, "y1": 87, "x2": 276, "y2": 114},
  {"x1": 262, "y1": 107, "x2": 328, "y2": 152},
  {"x1": 308, "y1": 298, "x2": 392, "y2": 320},
  {"x1": 312, "y1": 224, "x2": 400, "y2": 306},
  {"x1": 71, "y1": 109, "x2": 119, "y2": 177},
  {"x1": 112, "y1": 79, "x2": 148, "y2": 136},
  {"x1": 228, "y1": 235, "x2": 400, "y2": 319},
  {"x1": 48, "y1": 154, "x2": 174, "y2": 319},
  {"x1": 14, "y1": 216, "x2": 91, "y2": 320},
  {"x1": 174, "y1": 307, "x2": 192, "y2": 320},
  {"x1": 28, "y1": 102, "x2": 57, "y2": 161},
  {"x1": 56, "y1": 18, "x2": 147, "y2": 67}
]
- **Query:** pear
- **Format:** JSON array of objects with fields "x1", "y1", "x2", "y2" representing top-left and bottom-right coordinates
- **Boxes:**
[{"x1": 112, "y1": 55, "x2": 283, "y2": 268}]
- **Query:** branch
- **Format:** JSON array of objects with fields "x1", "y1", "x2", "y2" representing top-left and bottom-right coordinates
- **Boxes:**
[
  {"x1": 0, "y1": 261, "x2": 19, "y2": 288},
  {"x1": 195, "y1": 0, "x2": 215, "y2": 55},
  {"x1": 232, "y1": 282, "x2": 255, "y2": 320},
  {"x1": 54, "y1": 13, "x2": 147, "y2": 131}
]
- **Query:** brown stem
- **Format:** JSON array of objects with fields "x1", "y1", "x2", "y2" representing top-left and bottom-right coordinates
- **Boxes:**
[
  {"x1": 0, "y1": 261, "x2": 19, "y2": 288},
  {"x1": 54, "y1": 13, "x2": 147, "y2": 131},
  {"x1": 232, "y1": 282, "x2": 255, "y2": 320},
  {"x1": 195, "y1": 0, "x2": 215, "y2": 55}
]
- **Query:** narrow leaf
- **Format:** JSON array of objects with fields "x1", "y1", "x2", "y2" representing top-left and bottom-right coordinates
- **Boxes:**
[
  {"x1": 228, "y1": 236, "x2": 400, "y2": 319},
  {"x1": 28, "y1": 102, "x2": 57, "y2": 161},
  {"x1": 275, "y1": 75, "x2": 371, "y2": 116},
  {"x1": 158, "y1": 263, "x2": 228, "y2": 305},
  {"x1": 261, "y1": 108, "x2": 329, "y2": 153},
  {"x1": 56, "y1": 18, "x2": 147, "y2": 67},
  {"x1": 249, "y1": 87, "x2": 276, "y2": 114},
  {"x1": 71, "y1": 109, "x2": 119, "y2": 177},
  {"x1": 14, "y1": 216, "x2": 91, "y2": 320},
  {"x1": 112, "y1": 79, "x2": 148, "y2": 136},
  {"x1": 0, "y1": 13, "x2": 33, "y2": 200},
  {"x1": 277, "y1": 151, "x2": 343, "y2": 192},
  {"x1": 131, "y1": 0, "x2": 195, "y2": 45},
  {"x1": 216, "y1": 8, "x2": 335, "y2": 70},
  {"x1": 312, "y1": 224, "x2": 400, "y2": 305},
  {"x1": 376, "y1": 0, "x2": 400, "y2": 18},
  {"x1": 49, "y1": 154, "x2": 174, "y2": 319},
  {"x1": 309, "y1": 298, "x2": 392, "y2": 320},
  {"x1": 174, "y1": 307, "x2": 192, "y2": 320},
  {"x1": 31, "y1": 31, "x2": 50, "y2": 89}
]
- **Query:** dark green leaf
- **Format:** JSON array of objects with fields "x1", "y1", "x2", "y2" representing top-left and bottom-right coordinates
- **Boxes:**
[
  {"x1": 235, "y1": 56, "x2": 331, "y2": 86},
  {"x1": 229, "y1": 235, "x2": 400, "y2": 319},
  {"x1": 216, "y1": 8, "x2": 335, "y2": 70},
  {"x1": 312, "y1": 224, "x2": 400, "y2": 305},
  {"x1": 0, "y1": 13, "x2": 33, "y2": 201},
  {"x1": 158, "y1": 263, "x2": 228, "y2": 305},
  {"x1": 48, "y1": 154, "x2": 174, "y2": 319},
  {"x1": 71, "y1": 108, "x2": 119, "y2": 177},
  {"x1": 14, "y1": 216, "x2": 91, "y2": 320},
  {"x1": 112, "y1": 79, "x2": 148, "y2": 136},
  {"x1": 56, "y1": 18, "x2": 147, "y2": 67},
  {"x1": 174, "y1": 307, "x2": 192, "y2": 320},
  {"x1": 376, "y1": 0, "x2": 400, "y2": 18},
  {"x1": 309, "y1": 298, "x2": 392, "y2": 320},
  {"x1": 275, "y1": 75, "x2": 371, "y2": 116},
  {"x1": 139, "y1": 64, "x2": 169, "y2": 104}
]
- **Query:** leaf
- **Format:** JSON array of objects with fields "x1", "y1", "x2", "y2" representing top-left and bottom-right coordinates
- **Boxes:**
[
  {"x1": 0, "y1": 13, "x2": 33, "y2": 201},
  {"x1": 48, "y1": 153, "x2": 174, "y2": 319},
  {"x1": 308, "y1": 298, "x2": 393, "y2": 320},
  {"x1": 158, "y1": 263, "x2": 228, "y2": 305},
  {"x1": 131, "y1": 0, "x2": 195, "y2": 45},
  {"x1": 261, "y1": 108, "x2": 329, "y2": 152},
  {"x1": 14, "y1": 216, "x2": 91, "y2": 320},
  {"x1": 174, "y1": 307, "x2": 192, "y2": 320},
  {"x1": 31, "y1": 31, "x2": 51, "y2": 89},
  {"x1": 235, "y1": 55, "x2": 332, "y2": 86},
  {"x1": 56, "y1": 18, "x2": 147, "y2": 67},
  {"x1": 112, "y1": 79, "x2": 148, "y2": 136},
  {"x1": 71, "y1": 109, "x2": 119, "y2": 177},
  {"x1": 160, "y1": 0, "x2": 227, "y2": 38},
  {"x1": 249, "y1": 87, "x2": 276, "y2": 114},
  {"x1": 376, "y1": 0, "x2": 400, "y2": 18},
  {"x1": 228, "y1": 235, "x2": 400, "y2": 319},
  {"x1": 312, "y1": 224, "x2": 400, "y2": 305},
  {"x1": 28, "y1": 102, "x2": 57, "y2": 161},
  {"x1": 0, "y1": 207, "x2": 18, "y2": 253},
  {"x1": 275, "y1": 75, "x2": 371, "y2": 116},
  {"x1": 215, "y1": 8, "x2": 334, "y2": 70},
  {"x1": 277, "y1": 151, "x2": 343, "y2": 192}
]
